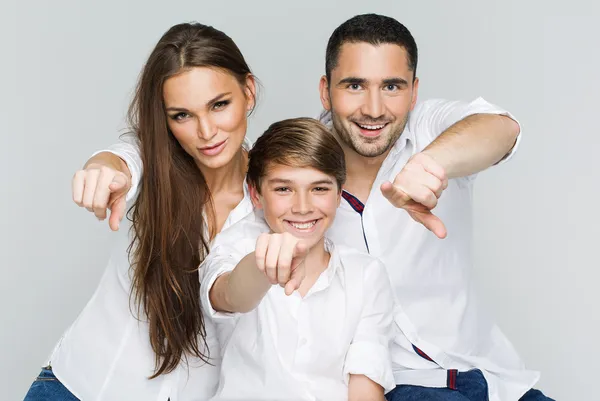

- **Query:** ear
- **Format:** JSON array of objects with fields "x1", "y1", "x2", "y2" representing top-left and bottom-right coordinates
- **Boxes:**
[
  {"x1": 319, "y1": 75, "x2": 332, "y2": 111},
  {"x1": 249, "y1": 184, "x2": 263, "y2": 209},
  {"x1": 410, "y1": 76, "x2": 419, "y2": 111},
  {"x1": 244, "y1": 74, "x2": 257, "y2": 112},
  {"x1": 336, "y1": 188, "x2": 342, "y2": 208}
]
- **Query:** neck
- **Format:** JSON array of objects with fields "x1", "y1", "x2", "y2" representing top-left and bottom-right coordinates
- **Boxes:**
[
  {"x1": 198, "y1": 148, "x2": 247, "y2": 195},
  {"x1": 332, "y1": 129, "x2": 392, "y2": 200}
]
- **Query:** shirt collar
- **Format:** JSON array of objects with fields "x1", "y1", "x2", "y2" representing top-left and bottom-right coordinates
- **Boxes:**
[
  {"x1": 308, "y1": 238, "x2": 344, "y2": 294},
  {"x1": 390, "y1": 123, "x2": 414, "y2": 158}
]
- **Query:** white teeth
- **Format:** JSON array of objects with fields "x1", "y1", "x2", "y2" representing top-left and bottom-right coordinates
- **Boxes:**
[
  {"x1": 357, "y1": 123, "x2": 386, "y2": 130},
  {"x1": 289, "y1": 220, "x2": 317, "y2": 229}
]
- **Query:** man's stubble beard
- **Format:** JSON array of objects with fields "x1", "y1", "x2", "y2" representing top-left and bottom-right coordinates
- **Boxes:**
[{"x1": 330, "y1": 110, "x2": 409, "y2": 158}]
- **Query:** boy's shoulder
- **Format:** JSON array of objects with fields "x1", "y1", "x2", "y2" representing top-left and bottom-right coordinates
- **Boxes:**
[
  {"x1": 212, "y1": 210, "x2": 270, "y2": 249},
  {"x1": 328, "y1": 242, "x2": 391, "y2": 296}
]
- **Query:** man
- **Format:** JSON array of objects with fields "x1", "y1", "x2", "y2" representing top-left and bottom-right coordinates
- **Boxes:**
[
  {"x1": 319, "y1": 14, "x2": 552, "y2": 401},
  {"x1": 78, "y1": 13, "x2": 553, "y2": 401}
]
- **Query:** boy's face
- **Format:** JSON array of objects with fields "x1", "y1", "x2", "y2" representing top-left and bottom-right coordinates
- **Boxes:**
[{"x1": 250, "y1": 163, "x2": 341, "y2": 249}]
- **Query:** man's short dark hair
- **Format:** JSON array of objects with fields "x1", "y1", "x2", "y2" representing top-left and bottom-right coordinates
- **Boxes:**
[{"x1": 325, "y1": 14, "x2": 418, "y2": 82}]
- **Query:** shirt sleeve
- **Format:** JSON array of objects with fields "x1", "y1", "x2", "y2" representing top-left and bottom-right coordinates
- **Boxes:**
[
  {"x1": 199, "y1": 240, "x2": 253, "y2": 323},
  {"x1": 343, "y1": 258, "x2": 396, "y2": 393},
  {"x1": 89, "y1": 133, "x2": 142, "y2": 202},
  {"x1": 413, "y1": 97, "x2": 522, "y2": 166}
]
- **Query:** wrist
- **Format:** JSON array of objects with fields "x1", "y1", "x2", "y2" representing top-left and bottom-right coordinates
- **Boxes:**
[
  {"x1": 413, "y1": 150, "x2": 446, "y2": 173},
  {"x1": 84, "y1": 152, "x2": 132, "y2": 180}
]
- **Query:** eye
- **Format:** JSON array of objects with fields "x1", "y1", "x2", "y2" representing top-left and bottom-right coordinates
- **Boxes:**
[
  {"x1": 212, "y1": 100, "x2": 231, "y2": 110},
  {"x1": 274, "y1": 187, "x2": 291, "y2": 193},
  {"x1": 384, "y1": 84, "x2": 399, "y2": 91},
  {"x1": 170, "y1": 112, "x2": 190, "y2": 121},
  {"x1": 313, "y1": 187, "x2": 330, "y2": 192},
  {"x1": 347, "y1": 83, "x2": 362, "y2": 91}
]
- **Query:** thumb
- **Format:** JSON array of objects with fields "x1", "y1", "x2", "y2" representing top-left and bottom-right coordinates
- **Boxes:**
[
  {"x1": 284, "y1": 266, "x2": 306, "y2": 296},
  {"x1": 380, "y1": 181, "x2": 410, "y2": 208},
  {"x1": 108, "y1": 197, "x2": 126, "y2": 231},
  {"x1": 380, "y1": 181, "x2": 395, "y2": 199},
  {"x1": 293, "y1": 241, "x2": 309, "y2": 259},
  {"x1": 109, "y1": 173, "x2": 130, "y2": 195}
]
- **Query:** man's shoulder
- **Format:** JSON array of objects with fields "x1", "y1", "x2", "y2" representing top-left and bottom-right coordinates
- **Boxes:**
[{"x1": 409, "y1": 98, "x2": 452, "y2": 124}]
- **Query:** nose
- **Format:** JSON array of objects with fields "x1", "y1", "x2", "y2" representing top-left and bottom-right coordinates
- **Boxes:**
[
  {"x1": 196, "y1": 116, "x2": 217, "y2": 141},
  {"x1": 361, "y1": 89, "x2": 384, "y2": 120},
  {"x1": 291, "y1": 191, "x2": 313, "y2": 215}
]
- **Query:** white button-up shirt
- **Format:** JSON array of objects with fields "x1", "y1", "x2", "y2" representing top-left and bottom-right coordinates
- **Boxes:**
[
  {"x1": 96, "y1": 97, "x2": 539, "y2": 401},
  {"x1": 47, "y1": 142, "x2": 253, "y2": 401},
  {"x1": 200, "y1": 210, "x2": 396, "y2": 401},
  {"x1": 323, "y1": 97, "x2": 539, "y2": 401}
]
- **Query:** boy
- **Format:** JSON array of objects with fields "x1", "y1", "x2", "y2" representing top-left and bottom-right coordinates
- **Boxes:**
[{"x1": 200, "y1": 118, "x2": 396, "y2": 401}]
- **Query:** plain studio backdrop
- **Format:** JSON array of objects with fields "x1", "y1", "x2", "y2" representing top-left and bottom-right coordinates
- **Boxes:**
[{"x1": 1, "y1": 1, "x2": 598, "y2": 400}]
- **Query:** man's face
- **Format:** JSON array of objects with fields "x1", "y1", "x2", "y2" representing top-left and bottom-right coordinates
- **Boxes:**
[{"x1": 320, "y1": 42, "x2": 419, "y2": 158}]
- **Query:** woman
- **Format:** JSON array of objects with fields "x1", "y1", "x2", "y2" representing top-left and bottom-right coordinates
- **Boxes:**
[{"x1": 24, "y1": 22, "x2": 257, "y2": 401}]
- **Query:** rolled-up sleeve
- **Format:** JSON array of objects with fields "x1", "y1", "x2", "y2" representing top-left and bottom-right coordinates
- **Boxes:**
[
  {"x1": 199, "y1": 243, "x2": 244, "y2": 322},
  {"x1": 343, "y1": 259, "x2": 396, "y2": 393},
  {"x1": 90, "y1": 133, "x2": 142, "y2": 202},
  {"x1": 415, "y1": 97, "x2": 522, "y2": 166}
]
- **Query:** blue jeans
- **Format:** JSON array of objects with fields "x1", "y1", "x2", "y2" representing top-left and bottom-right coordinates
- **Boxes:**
[
  {"x1": 23, "y1": 367, "x2": 80, "y2": 401},
  {"x1": 385, "y1": 369, "x2": 555, "y2": 401}
]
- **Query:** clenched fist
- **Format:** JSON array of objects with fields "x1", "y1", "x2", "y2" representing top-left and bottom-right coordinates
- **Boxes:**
[
  {"x1": 72, "y1": 159, "x2": 131, "y2": 231},
  {"x1": 380, "y1": 152, "x2": 448, "y2": 239}
]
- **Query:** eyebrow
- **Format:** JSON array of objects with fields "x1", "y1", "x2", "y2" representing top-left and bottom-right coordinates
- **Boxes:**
[
  {"x1": 267, "y1": 178, "x2": 335, "y2": 186},
  {"x1": 336, "y1": 76, "x2": 409, "y2": 87},
  {"x1": 165, "y1": 92, "x2": 232, "y2": 112},
  {"x1": 337, "y1": 77, "x2": 367, "y2": 87},
  {"x1": 382, "y1": 77, "x2": 409, "y2": 86}
]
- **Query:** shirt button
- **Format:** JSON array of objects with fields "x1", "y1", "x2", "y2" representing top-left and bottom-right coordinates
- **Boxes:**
[{"x1": 299, "y1": 338, "x2": 307, "y2": 347}]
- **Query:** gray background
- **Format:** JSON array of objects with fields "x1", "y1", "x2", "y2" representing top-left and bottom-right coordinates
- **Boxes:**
[{"x1": 1, "y1": 1, "x2": 598, "y2": 400}]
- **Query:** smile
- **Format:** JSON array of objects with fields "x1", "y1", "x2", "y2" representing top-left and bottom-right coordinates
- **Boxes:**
[
  {"x1": 356, "y1": 123, "x2": 387, "y2": 130},
  {"x1": 353, "y1": 122, "x2": 389, "y2": 138},
  {"x1": 285, "y1": 219, "x2": 319, "y2": 230}
]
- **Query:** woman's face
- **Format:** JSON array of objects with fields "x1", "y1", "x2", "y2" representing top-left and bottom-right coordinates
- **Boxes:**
[{"x1": 163, "y1": 67, "x2": 255, "y2": 171}]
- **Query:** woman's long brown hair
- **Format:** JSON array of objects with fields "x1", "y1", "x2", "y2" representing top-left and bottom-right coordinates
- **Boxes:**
[{"x1": 126, "y1": 22, "x2": 254, "y2": 378}]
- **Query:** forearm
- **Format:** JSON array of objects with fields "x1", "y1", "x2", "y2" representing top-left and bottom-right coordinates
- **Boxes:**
[
  {"x1": 209, "y1": 252, "x2": 271, "y2": 314},
  {"x1": 421, "y1": 113, "x2": 520, "y2": 179},
  {"x1": 348, "y1": 374, "x2": 385, "y2": 401},
  {"x1": 83, "y1": 151, "x2": 132, "y2": 180}
]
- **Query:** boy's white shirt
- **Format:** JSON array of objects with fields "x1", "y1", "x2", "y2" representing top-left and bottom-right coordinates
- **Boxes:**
[{"x1": 200, "y1": 210, "x2": 396, "y2": 401}]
